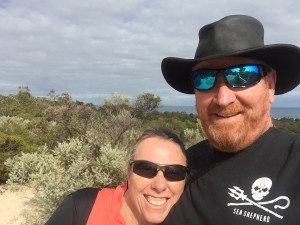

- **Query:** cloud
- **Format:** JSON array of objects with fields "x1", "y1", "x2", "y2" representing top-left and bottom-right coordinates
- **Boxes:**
[{"x1": 0, "y1": 0, "x2": 300, "y2": 106}]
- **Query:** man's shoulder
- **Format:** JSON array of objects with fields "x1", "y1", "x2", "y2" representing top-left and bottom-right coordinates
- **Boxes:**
[
  {"x1": 269, "y1": 127, "x2": 300, "y2": 137},
  {"x1": 187, "y1": 139, "x2": 211, "y2": 157},
  {"x1": 263, "y1": 127, "x2": 300, "y2": 146},
  {"x1": 186, "y1": 140, "x2": 212, "y2": 169}
]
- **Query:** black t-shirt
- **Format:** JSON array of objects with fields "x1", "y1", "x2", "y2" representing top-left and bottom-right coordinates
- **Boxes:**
[{"x1": 164, "y1": 127, "x2": 300, "y2": 225}]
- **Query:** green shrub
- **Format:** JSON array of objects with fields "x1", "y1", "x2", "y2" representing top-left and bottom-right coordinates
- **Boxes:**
[
  {"x1": 177, "y1": 117, "x2": 205, "y2": 148},
  {"x1": 273, "y1": 118, "x2": 300, "y2": 134},
  {"x1": 0, "y1": 116, "x2": 40, "y2": 182},
  {"x1": 5, "y1": 137, "x2": 128, "y2": 225}
]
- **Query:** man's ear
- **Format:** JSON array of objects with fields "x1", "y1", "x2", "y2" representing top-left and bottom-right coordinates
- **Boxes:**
[{"x1": 268, "y1": 70, "x2": 277, "y2": 104}]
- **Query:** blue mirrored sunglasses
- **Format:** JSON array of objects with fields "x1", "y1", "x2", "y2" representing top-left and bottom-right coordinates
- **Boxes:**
[{"x1": 191, "y1": 64, "x2": 270, "y2": 91}]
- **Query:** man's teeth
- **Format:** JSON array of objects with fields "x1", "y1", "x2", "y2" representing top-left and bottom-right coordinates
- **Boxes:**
[{"x1": 146, "y1": 196, "x2": 167, "y2": 206}]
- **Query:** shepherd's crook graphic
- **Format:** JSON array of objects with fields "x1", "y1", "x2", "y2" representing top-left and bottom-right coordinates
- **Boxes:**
[{"x1": 228, "y1": 186, "x2": 283, "y2": 219}]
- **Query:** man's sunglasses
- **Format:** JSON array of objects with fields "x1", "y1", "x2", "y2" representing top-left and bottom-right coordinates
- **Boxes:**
[
  {"x1": 191, "y1": 64, "x2": 270, "y2": 91},
  {"x1": 130, "y1": 160, "x2": 188, "y2": 181}
]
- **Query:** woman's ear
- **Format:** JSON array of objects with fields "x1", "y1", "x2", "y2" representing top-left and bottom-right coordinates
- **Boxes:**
[{"x1": 126, "y1": 165, "x2": 131, "y2": 180}]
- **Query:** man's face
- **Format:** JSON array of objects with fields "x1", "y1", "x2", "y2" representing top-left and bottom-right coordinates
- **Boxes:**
[{"x1": 193, "y1": 56, "x2": 276, "y2": 152}]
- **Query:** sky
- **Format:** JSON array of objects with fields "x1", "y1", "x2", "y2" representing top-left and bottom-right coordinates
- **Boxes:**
[{"x1": 0, "y1": 0, "x2": 300, "y2": 107}]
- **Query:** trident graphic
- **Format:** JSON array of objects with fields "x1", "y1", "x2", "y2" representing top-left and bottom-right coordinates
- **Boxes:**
[{"x1": 228, "y1": 186, "x2": 283, "y2": 219}]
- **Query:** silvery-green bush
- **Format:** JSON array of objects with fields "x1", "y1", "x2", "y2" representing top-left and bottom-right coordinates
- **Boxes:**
[
  {"x1": 5, "y1": 136, "x2": 129, "y2": 225},
  {"x1": 0, "y1": 116, "x2": 30, "y2": 134},
  {"x1": 0, "y1": 116, "x2": 41, "y2": 182},
  {"x1": 183, "y1": 119, "x2": 206, "y2": 147}
]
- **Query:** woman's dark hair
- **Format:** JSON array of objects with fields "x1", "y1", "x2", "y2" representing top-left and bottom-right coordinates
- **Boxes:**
[{"x1": 128, "y1": 127, "x2": 187, "y2": 163}]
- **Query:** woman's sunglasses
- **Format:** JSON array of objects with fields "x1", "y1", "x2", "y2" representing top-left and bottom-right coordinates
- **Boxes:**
[
  {"x1": 130, "y1": 160, "x2": 188, "y2": 181},
  {"x1": 191, "y1": 64, "x2": 270, "y2": 91}
]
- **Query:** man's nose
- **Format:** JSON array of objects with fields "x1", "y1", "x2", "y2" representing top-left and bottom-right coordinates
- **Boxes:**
[{"x1": 212, "y1": 76, "x2": 236, "y2": 106}]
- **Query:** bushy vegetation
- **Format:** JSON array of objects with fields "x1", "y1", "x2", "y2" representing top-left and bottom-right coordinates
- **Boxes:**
[
  {"x1": 0, "y1": 88, "x2": 204, "y2": 224},
  {"x1": 273, "y1": 117, "x2": 300, "y2": 133},
  {"x1": 0, "y1": 116, "x2": 40, "y2": 182},
  {"x1": 1, "y1": 87, "x2": 299, "y2": 224},
  {"x1": 5, "y1": 137, "x2": 129, "y2": 224}
]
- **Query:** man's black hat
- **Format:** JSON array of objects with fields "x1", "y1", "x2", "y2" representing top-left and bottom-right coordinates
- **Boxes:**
[{"x1": 161, "y1": 15, "x2": 300, "y2": 95}]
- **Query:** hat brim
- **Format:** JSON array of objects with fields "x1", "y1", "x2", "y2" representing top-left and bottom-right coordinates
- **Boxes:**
[{"x1": 161, "y1": 44, "x2": 300, "y2": 95}]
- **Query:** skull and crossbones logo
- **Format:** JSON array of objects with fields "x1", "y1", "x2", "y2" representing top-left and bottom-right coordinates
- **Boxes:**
[
  {"x1": 251, "y1": 177, "x2": 272, "y2": 201},
  {"x1": 227, "y1": 177, "x2": 290, "y2": 219}
]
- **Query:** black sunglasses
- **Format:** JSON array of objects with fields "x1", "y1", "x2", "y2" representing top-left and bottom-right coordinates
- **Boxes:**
[
  {"x1": 130, "y1": 160, "x2": 188, "y2": 181},
  {"x1": 191, "y1": 64, "x2": 270, "y2": 91}
]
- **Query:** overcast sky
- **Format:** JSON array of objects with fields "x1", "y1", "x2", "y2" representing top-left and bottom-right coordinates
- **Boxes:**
[{"x1": 0, "y1": 0, "x2": 300, "y2": 107}]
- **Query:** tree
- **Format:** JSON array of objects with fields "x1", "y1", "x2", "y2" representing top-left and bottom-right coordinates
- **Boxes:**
[
  {"x1": 90, "y1": 109, "x2": 141, "y2": 147},
  {"x1": 95, "y1": 93, "x2": 142, "y2": 147},
  {"x1": 44, "y1": 92, "x2": 96, "y2": 138},
  {"x1": 47, "y1": 89, "x2": 58, "y2": 102},
  {"x1": 133, "y1": 93, "x2": 161, "y2": 119},
  {"x1": 101, "y1": 93, "x2": 132, "y2": 114},
  {"x1": 134, "y1": 93, "x2": 161, "y2": 111},
  {"x1": 18, "y1": 85, "x2": 31, "y2": 95}
]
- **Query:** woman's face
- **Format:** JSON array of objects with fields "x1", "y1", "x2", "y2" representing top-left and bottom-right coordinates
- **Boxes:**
[{"x1": 123, "y1": 137, "x2": 187, "y2": 225}]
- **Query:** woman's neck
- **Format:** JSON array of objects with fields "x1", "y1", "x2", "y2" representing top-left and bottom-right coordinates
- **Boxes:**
[{"x1": 121, "y1": 194, "x2": 139, "y2": 225}]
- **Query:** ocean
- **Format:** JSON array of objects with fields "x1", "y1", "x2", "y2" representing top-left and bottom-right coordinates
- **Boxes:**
[{"x1": 158, "y1": 106, "x2": 300, "y2": 119}]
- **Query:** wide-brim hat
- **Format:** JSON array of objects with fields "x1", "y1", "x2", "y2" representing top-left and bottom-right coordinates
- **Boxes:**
[{"x1": 161, "y1": 15, "x2": 300, "y2": 95}]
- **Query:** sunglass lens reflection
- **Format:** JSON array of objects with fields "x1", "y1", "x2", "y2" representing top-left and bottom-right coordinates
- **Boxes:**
[
  {"x1": 192, "y1": 71, "x2": 216, "y2": 90},
  {"x1": 225, "y1": 65, "x2": 260, "y2": 87}
]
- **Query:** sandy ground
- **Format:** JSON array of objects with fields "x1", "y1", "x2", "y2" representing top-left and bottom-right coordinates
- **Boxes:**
[{"x1": 0, "y1": 186, "x2": 34, "y2": 225}]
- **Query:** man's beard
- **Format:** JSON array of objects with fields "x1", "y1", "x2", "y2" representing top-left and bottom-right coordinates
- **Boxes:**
[{"x1": 197, "y1": 101, "x2": 271, "y2": 152}]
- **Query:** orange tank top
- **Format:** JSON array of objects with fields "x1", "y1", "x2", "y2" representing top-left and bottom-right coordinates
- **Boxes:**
[{"x1": 86, "y1": 184, "x2": 127, "y2": 225}]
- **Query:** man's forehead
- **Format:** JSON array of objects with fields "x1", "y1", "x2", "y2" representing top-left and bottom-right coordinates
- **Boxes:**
[{"x1": 192, "y1": 57, "x2": 265, "y2": 70}]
